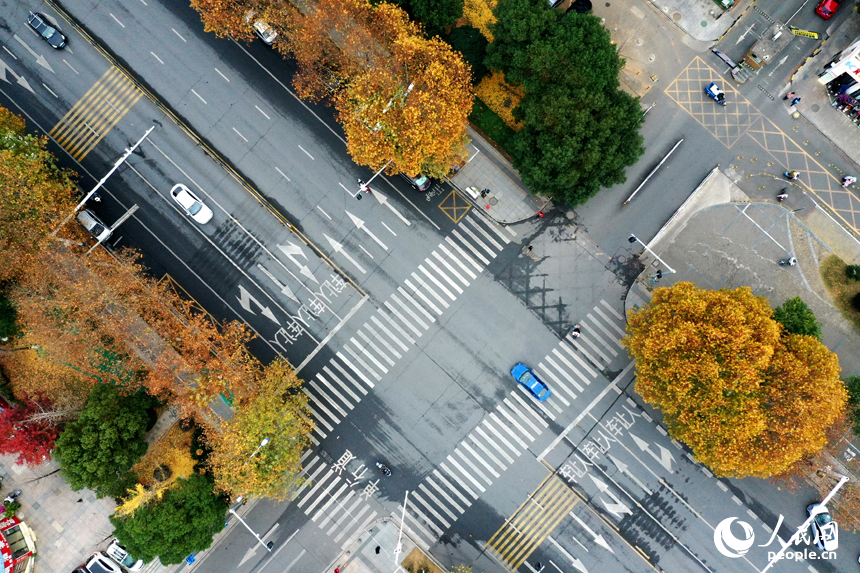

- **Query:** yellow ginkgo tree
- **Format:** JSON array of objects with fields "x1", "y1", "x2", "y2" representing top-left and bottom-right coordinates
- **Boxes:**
[{"x1": 624, "y1": 282, "x2": 847, "y2": 478}]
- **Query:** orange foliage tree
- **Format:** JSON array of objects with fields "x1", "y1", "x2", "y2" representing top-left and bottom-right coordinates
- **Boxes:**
[
  {"x1": 206, "y1": 359, "x2": 312, "y2": 500},
  {"x1": 190, "y1": 0, "x2": 473, "y2": 178},
  {"x1": 624, "y1": 282, "x2": 847, "y2": 478}
]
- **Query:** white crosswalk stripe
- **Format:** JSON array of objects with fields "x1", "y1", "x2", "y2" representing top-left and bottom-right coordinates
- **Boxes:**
[
  {"x1": 304, "y1": 387, "x2": 344, "y2": 423},
  {"x1": 543, "y1": 355, "x2": 584, "y2": 393},
  {"x1": 350, "y1": 336, "x2": 389, "y2": 375},
  {"x1": 336, "y1": 351, "x2": 376, "y2": 388},
  {"x1": 374, "y1": 311, "x2": 415, "y2": 346},
  {"x1": 292, "y1": 458, "x2": 326, "y2": 500},
  {"x1": 460, "y1": 441, "x2": 501, "y2": 478},
  {"x1": 362, "y1": 322, "x2": 403, "y2": 360},
  {"x1": 333, "y1": 505, "x2": 372, "y2": 543},
  {"x1": 315, "y1": 373, "x2": 357, "y2": 408},
  {"x1": 446, "y1": 455, "x2": 487, "y2": 492},
  {"x1": 535, "y1": 364, "x2": 575, "y2": 404},
  {"x1": 344, "y1": 344, "x2": 382, "y2": 380},
  {"x1": 397, "y1": 287, "x2": 436, "y2": 323},
  {"x1": 468, "y1": 213, "x2": 512, "y2": 244},
  {"x1": 587, "y1": 312, "x2": 624, "y2": 349},
  {"x1": 422, "y1": 480, "x2": 464, "y2": 516},
  {"x1": 405, "y1": 508, "x2": 439, "y2": 539},
  {"x1": 404, "y1": 279, "x2": 443, "y2": 316},
  {"x1": 509, "y1": 391, "x2": 551, "y2": 427},
  {"x1": 432, "y1": 251, "x2": 470, "y2": 287},
  {"x1": 503, "y1": 397, "x2": 542, "y2": 435},
  {"x1": 412, "y1": 492, "x2": 451, "y2": 529},
  {"x1": 601, "y1": 299, "x2": 624, "y2": 320},
  {"x1": 557, "y1": 341, "x2": 597, "y2": 378},
  {"x1": 309, "y1": 378, "x2": 350, "y2": 413},
  {"x1": 432, "y1": 469, "x2": 472, "y2": 508},
  {"x1": 476, "y1": 425, "x2": 515, "y2": 464},
  {"x1": 367, "y1": 316, "x2": 409, "y2": 354},
  {"x1": 419, "y1": 264, "x2": 456, "y2": 301},
  {"x1": 325, "y1": 495, "x2": 362, "y2": 535},
  {"x1": 552, "y1": 348, "x2": 590, "y2": 386},
  {"x1": 419, "y1": 483, "x2": 460, "y2": 521},
  {"x1": 423, "y1": 258, "x2": 464, "y2": 294},
  {"x1": 410, "y1": 272, "x2": 450, "y2": 309},
  {"x1": 357, "y1": 330, "x2": 396, "y2": 366},
  {"x1": 593, "y1": 305, "x2": 626, "y2": 338},
  {"x1": 465, "y1": 215, "x2": 504, "y2": 250},
  {"x1": 575, "y1": 335, "x2": 613, "y2": 365},
  {"x1": 439, "y1": 462, "x2": 479, "y2": 499},
  {"x1": 391, "y1": 294, "x2": 430, "y2": 330},
  {"x1": 318, "y1": 489, "x2": 355, "y2": 528},
  {"x1": 306, "y1": 403, "x2": 335, "y2": 432},
  {"x1": 437, "y1": 243, "x2": 478, "y2": 279},
  {"x1": 297, "y1": 469, "x2": 336, "y2": 509},
  {"x1": 445, "y1": 236, "x2": 483, "y2": 272},
  {"x1": 457, "y1": 224, "x2": 496, "y2": 257},
  {"x1": 328, "y1": 362, "x2": 368, "y2": 396},
  {"x1": 455, "y1": 448, "x2": 492, "y2": 486},
  {"x1": 384, "y1": 300, "x2": 425, "y2": 337},
  {"x1": 312, "y1": 482, "x2": 349, "y2": 521},
  {"x1": 496, "y1": 404, "x2": 534, "y2": 442},
  {"x1": 489, "y1": 412, "x2": 528, "y2": 450}
]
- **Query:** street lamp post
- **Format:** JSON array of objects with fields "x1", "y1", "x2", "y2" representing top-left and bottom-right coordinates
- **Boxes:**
[
  {"x1": 0, "y1": 345, "x2": 40, "y2": 355},
  {"x1": 628, "y1": 235, "x2": 676, "y2": 276},
  {"x1": 228, "y1": 506, "x2": 274, "y2": 552},
  {"x1": 249, "y1": 437, "x2": 270, "y2": 459},
  {"x1": 394, "y1": 490, "x2": 409, "y2": 564},
  {"x1": 355, "y1": 159, "x2": 394, "y2": 200}
]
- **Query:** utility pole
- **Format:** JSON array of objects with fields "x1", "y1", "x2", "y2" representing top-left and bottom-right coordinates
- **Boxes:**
[
  {"x1": 355, "y1": 159, "x2": 394, "y2": 200},
  {"x1": 53, "y1": 126, "x2": 155, "y2": 235},
  {"x1": 628, "y1": 234, "x2": 676, "y2": 275}
]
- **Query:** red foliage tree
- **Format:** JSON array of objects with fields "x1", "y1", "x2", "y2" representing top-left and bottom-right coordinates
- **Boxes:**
[{"x1": 0, "y1": 394, "x2": 61, "y2": 467}]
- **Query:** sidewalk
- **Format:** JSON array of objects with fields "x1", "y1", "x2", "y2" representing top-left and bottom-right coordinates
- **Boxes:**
[
  {"x1": 639, "y1": 0, "x2": 753, "y2": 43},
  {"x1": 792, "y1": 13, "x2": 860, "y2": 170}
]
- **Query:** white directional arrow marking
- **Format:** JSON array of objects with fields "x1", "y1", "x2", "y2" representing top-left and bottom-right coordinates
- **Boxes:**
[
  {"x1": 0, "y1": 58, "x2": 35, "y2": 93},
  {"x1": 13, "y1": 35, "x2": 54, "y2": 73},
  {"x1": 256, "y1": 264, "x2": 299, "y2": 303},
  {"x1": 236, "y1": 285, "x2": 280, "y2": 325},
  {"x1": 277, "y1": 242, "x2": 318, "y2": 284},
  {"x1": 607, "y1": 454, "x2": 652, "y2": 496},
  {"x1": 568, "y1": 511, "x2": 614, "y2": 554},
  {"x1": 346, "y1": 211, "x2": 388, "y2": 250},
  {"x1": 629, "y1": 432, "x2": 675, "y2": 472},
  {"x1": 324, "y1": 234, "x2": 366, "y2": 274},
  {"x1": 589, "y1": 475, "x2": 631, "y2": 519},
  {"x1": 546, "y1": 536, "x2": 589, "y2": 573},
  {"x1": 371, "y1": 189, "x2": 410, "y2": 225},
  {"x1": 238, "y1": 546, "x2": 257, "y2": 567}
]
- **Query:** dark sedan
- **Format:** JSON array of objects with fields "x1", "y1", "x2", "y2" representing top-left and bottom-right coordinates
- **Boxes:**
[{"x1": 27, "y1": 12, "x2": 67, "y2": 49}]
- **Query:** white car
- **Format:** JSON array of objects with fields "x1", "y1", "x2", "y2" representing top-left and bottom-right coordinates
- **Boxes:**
[
  {"x1": 106, "y1": 540, "x2": 143, "y2": 572},
  {"x1": 245, "y1": 10, "x2": 277, "y2": 45},
  {"x1": 806, "y1": 503, "x2": 838, "y2": 551},
  {"x1": 170, "y1": 183, "x2": 213, "y2": 224},
  {"x1": 85, "y1": 552, "x2": 122, "y2": 573}
]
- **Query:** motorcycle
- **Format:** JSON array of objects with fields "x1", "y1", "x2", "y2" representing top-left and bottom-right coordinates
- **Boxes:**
[
  {"x1": 784, "y1": 171, "x2": 800, "y2": 180},
  {"x1": 776, "y1": 189, "x2": 788, "y2": 202},
  {"x1": 375, "y1": 461, "x2": 392, "y2": 476},
  {"x1": 3, "y1": 490, "x2": 21, "y2": 504},
  {"x1": 779, "y1": 257, "x2": 797, "y2": 266}
]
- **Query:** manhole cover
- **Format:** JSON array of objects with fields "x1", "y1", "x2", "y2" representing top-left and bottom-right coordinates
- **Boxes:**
[
  {"x1": 811, "y1": 104, "x2": 820, "y2": 112},
  {"x1": 673, "y1": 12, "x2": 682, "y2": 20},
  {"x1": 700, "y1": 19, "x2": 708, "y2": 27},
  {"x1": 566, "y1": 210, "x2": 575, "y2": 219},
  {"x1": 489, "y1": 197, "x2": 499, "y2": 206}
]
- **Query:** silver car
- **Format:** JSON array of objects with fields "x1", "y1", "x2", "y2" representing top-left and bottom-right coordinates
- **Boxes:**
[
  {"x1": 170, "y1": 183, "x2": 213, "y2": 224},
  {"x1": 106, "y1": 539, "x2": 143, "y2": 572}
]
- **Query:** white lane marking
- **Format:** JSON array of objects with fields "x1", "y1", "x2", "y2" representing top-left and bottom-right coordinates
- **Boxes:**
[
  {"x1": 432, "y1": 251, "x2": 470, "y2": 287},
  {"x1": 410, "y1": 272, "x2": 449, "y2": 309},
  {"x1": 316, "y1": 205, "x2": 331, "y2": 220},
  {"x1": 535, "y1": 363, "x2": 575, "y2": 404},
  {"x1": 447, "y1": 454, "x2": 487, "y2": 492},
  {"x1": 483, "y1": 417, "x2": 523, "y2": 456},
  {"x1": 487, "y1": 412, "x2": 528, "y2": 450},
  {"x1": 557, "y1": 342, "x2": 597, "y2": 378},
  {"x1": 309, "y1": 379, "x2": 350, "y2": 413},
  {"x1": 2, "y1": 46, "x2": 16, "y2": 59},
  {"x1": 298, "y1": 145, "x2": 314, "y2": 160},
  {"x1": 468, "y1": 213, "x2": 511, "y2": 244},
  {"x1": 391, "y1": 293, "x2": 430, "y2": 329},
  {"x1": 475, "y1": 425, "x2": 515, "y2": 464},
  {"x1": 190, "y1": 88, "x2": 207, "y2": 104},
  {"x1": 381, "y1": 221, "x2": 397, "y2": 236},
  {"x1": 214, "y1": 67, "x2": 230, "y2": 82},
  {"x1": 344, "y1": 344, "x2": 382, "y2": 380},
  {"x1": 411, "y1": 492, "x2": 451, "y2": 529},
  {"x1": 110, "y1": 13, "x2": 125, "y2": 27},
  {"x1": 370, "y1": 315, "x2": 410, "y2": 352},
  {"x1": 255, "y1": 104, "x2": 271, "y2": 119},
  {"x1": 445, "y1": 236, "x2": 482, "y2": 272},
  {"x1": 358, "y1": 245, "x2": 374, "y2": 259},
  {"x1": 423, "y1": 259, "x2": 463, "y2": 295},
  {"x1": 363, "y1": 322, "x2": 402, "y2": 360},
  {"x1": 490, "y1": 411, "x2": 529, "y2": 449},
  {"x1": 432, "y1": 469, "x2": 472, "y2": 507},
  {"x1": 42, "y1": 83, "x2": 58, "y2": 98},
  {"x1": 587, "y1": 312, "x2": 624, "y2": 349},
  {"x1": 468, "y1": 433, "x2": 507, "y2": 471},
  {"x1": 461, "y1": 441, "x2": 501, "y2": 478},
  {"x1": 317, "y1": 372, "x2": 358, "y2": 407},
  {"x1": 503, "y1": 397, "x2": 542, "y2": 434},
  {"x1": 232, "y1": 127, "x2": 248, "y2": 143},
  {"x1": 439, "y1": 462, "x2": 479, "y2": 500},
  {"x1": 275, "y1": 166, "x2": 291, "y2": 181},
  {"x1": 327, "y1": 362, "x2": 368, "y2": 396},
  {"x1": 336, "y1": 351, "x2": 375, "y2": 388},
  {"x1": 457, "y1": 224, "x2": 496, "y2": 257},
  {"x1": 63, "y1": 60, "x2": 79, "y2": 74},
  {"x1": 376, "y1": 310, "x2": 416, "y2": 346},
  {"x1": 544, "y1": 355, "x2": 585, "y2": 393},
  {"x1": 419, "y1": 483, "x2": 460, "y2": 520},
  {"x1": 356, "y1": 330, "x2": 395, "y2": 367},
  {"x1": 451, "y1": 230, "x2": 490, "y2": 265},
  {"x1": 384, "y1": 300, "x2": 424, "y2": 337},
  {"x1": 404, "y1": 279, "x2": 442, "y2": 316},
  {"x1": 437, "y1": 243, "x2": 477, "y2": 280},
  {"x1": 396, "y1": 287, "x2": 436, "y2": 322},
  {"x1": 593, "y1": 306, "x2": 627, "y2": 338},
  {"x1": 510, "y1": 391, "x2": 550, "y2": 428},
  {"x1": 424, "y1": 479, "x2": 465, "y2": 516},
  {"x1": 151, "y1": 52, "x2": 164, "y2": 65},
  {"x1": 172, "y1": 28, "x2": 186, "y2": 42},
  {"x1": 601, "y1": 299, "x2": 624, "y2": 321},
  {"x1": 138, "y1": 0, "x2": 147, "y2": 5},
  {"x1": 465, "y1": 215, "x2": 504, "y2": 250}
]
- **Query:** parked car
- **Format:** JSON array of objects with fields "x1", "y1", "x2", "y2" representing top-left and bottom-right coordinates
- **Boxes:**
[
  {"x1": 806, "y1": 503, "x2": 838, "y2": 551},
  {"x1": 27, "y1": 12, "x2": 67, "y2": 49},
  {"x1": 84, "y1": 552, "x2": 122, "y2": 573},
  {"x1": 510, "y1": 363, "x2": 551, "y2": 401},
  {"x1": 245, "y1": 11, "x2": 277, "y2": 44},
  {"x1": 815, "y1": 0, "x2": 841, "y2": 19},
  {"x1": 403, "y1": 174, "x2": 431, "y2": 192},
  {"x1": 170, "y1": 183, "x2": 214, "y2": 224},
  {"x1": 106, "y1": 540, "x2": 143, "y2": 572},
  {"x1": 76, "y1": 209, "x2": 112, "y2": 242}
]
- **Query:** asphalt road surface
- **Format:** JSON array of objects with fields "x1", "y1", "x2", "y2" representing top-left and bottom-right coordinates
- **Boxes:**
[{"x1": 2, "y1": 0, "x2": 860, "y2": 572}]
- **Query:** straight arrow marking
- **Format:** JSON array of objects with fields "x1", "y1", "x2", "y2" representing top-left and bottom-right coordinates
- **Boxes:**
[
  {"x1": 324, "y1": 234, "x2": 366, "y2": 274},
  {"x1": 629, "y1": 432, "x2": 675, "y2": 473},
  {"x1": 607, "y1": 453, "x2": 652, "y2": 496},
  {"x1": 346, "y1": 211, "x2": 388, "y2": 250},
  {"x1": 13, "y1": 34, "x2": 54, "y2": 73},
  {"x1": 568, "y1": 511, "x2": 614, "y2": 554},
  {"x1": 237, "y1": 284, "x2": 281, "y2": 325},
  {"x1": 371, "y1": 189, "x2": 411, "y2": 225},
  {"x1": 277, "y1": 242, "x2": 318, "y2": 284},
  {"x1": 257, "y1": 264, "x2": 299, "y2": 303},
  {"x1": 546, "y1": 536, "x2": 588, "y2": 573}
]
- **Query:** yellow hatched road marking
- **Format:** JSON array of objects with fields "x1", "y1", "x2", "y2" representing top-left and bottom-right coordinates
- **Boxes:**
[
  {"x1": 50, "y1": 67, "x2": 143, "y2": 161},
  {"x1": 487, "y1": 473, "x2": 579, "y2": 569}
]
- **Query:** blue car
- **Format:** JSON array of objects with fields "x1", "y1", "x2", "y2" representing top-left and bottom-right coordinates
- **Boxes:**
[{"x1": 511, "y1": 363, "x2": 551, "y2": 402}]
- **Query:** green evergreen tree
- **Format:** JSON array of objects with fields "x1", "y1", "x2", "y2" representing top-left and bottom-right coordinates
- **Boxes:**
[
  {"x1": 485, "y1": 0, "x2": 645, "y2": 205},
  {"x1": 53, "y1": 384, "x2": 154, "y2": 498},
  {"x1": 447, "y1": 26, "x2": 489, "y2": 81},
  {"x1": 408, "y1": 0, "x2": 465, "y2": 36},
  {"x1": 773, "y1": 296, "x2": 822, "y2": 341},
  {"x1": 110, "y1": 474, "x2": 228, "y2": 564}
]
